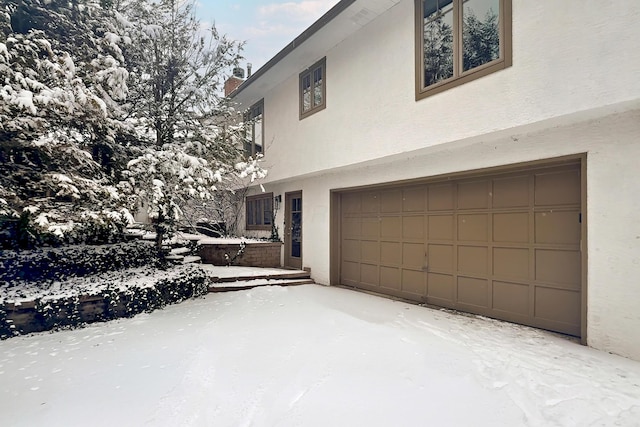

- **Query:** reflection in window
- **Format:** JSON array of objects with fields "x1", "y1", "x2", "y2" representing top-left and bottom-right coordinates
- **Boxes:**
[
  {"x1": 299, "y1": 57, "x2": 326, "y2": 119},
  {"x1": 463, "y1": 0, "x2": 500, "y2": 72},
  {"x1": 423, "y1": 0, "x2": 454, "y2": 86},
  {"x1": 418, "y1": 0, "x2": 510, "y2": 97},
  {"x1": 244, "y1": 100, "x2": 264, "y2": 157}
]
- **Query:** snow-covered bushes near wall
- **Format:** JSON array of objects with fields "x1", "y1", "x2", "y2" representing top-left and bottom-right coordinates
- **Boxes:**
[
  {"x1": 0, "y1": 240, "x2": 158, "y2": 284},
  {"x1": 0, "y1": 264, "x2": 209, "y2": 339}
]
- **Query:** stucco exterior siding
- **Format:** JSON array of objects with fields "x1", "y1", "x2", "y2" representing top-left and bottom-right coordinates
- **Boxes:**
[{"x1": 257, "y1": 0, "x2": 640, "y2": 183}]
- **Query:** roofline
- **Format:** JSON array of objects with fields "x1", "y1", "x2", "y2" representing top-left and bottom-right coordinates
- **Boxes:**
[{"x1": 230, "y1": 0, "x2": 357, "y2": 99}]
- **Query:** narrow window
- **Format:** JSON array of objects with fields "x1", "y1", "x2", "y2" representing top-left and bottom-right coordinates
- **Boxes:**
[
  {"x1": 245, "y1": 193, "x2": 274, "y2": 231},
  {"x1": 416, "y1": 0, "x2": 511, "y2": 99},
  {"x1": 299, "y1": 57, "x2": 326, "y2": 119},
  {"x1": 244, "y1": 99, "x2": 264, "y2": 158}
]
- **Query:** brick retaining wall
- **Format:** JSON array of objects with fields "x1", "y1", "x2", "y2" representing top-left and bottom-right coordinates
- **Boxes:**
[{"x1": 199, "y1": 242, "x2": 282, "y2": 267}]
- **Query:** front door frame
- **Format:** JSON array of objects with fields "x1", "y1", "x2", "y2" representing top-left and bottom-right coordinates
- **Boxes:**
[{"x1": 284, "y1": 191, "x2": 303, "y2": 269}]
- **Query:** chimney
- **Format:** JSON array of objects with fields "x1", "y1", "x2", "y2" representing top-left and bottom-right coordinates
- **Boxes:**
[
  {"x1": 247, "y1": 63, "x2": 252, "y2": 78},
  {"x1": 224, "y1": 67, "x2": 245, "y2": 97}
]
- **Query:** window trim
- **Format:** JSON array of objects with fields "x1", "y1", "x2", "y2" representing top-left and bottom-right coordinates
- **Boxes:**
[
  {"x1": 414, "y1": 0, "x2": 512, "y2": 100},
  {"x1": 245, "y1": 192, "x2": 273, "y2": 231},
  {"x1": 244, "y1": 99, "x2": 264, "y2": 158},
  {"x1": 299, "y1": 57, "x2": 326, "y2": 119}
]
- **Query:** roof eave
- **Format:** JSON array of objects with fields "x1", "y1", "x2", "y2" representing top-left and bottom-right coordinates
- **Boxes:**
[{"x1": 229, "y1": 0, "x2": 357, "y2": 100}]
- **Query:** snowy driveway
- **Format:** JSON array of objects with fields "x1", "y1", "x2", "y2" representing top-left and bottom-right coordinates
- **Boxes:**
[{"x1": 1, "y1": 285, "x2": 639, "y2": 426}]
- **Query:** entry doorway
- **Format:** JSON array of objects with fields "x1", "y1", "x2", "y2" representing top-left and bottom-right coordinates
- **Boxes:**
[{"x1": 285, "y1": 191, "x2": 302, "y2": 269}]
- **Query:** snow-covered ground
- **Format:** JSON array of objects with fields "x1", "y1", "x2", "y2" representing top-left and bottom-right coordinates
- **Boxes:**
[{"x1": 1, "y1": 285, "x2": 639, "y2": 427}]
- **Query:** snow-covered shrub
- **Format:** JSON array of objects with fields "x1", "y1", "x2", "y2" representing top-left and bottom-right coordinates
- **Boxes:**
[
  {"x1": 0, "y1": 240, "x2": 158, "y2": 284},
  {"x1": 0, "y1": 265, "x2": 209, "y2": 338}
]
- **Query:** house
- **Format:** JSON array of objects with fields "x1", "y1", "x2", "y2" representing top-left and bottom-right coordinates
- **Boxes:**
[{"x1": 229, "y1": 0, "x2": 640, "y2": 360}]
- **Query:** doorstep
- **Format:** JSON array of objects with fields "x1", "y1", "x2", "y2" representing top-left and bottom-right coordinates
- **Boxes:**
[{"x1": 199, "y1": 265, "x2": 314, "y2": 292}]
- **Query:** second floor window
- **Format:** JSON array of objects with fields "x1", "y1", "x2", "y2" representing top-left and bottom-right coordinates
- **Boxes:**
[
  {"x1": 299, "y1": 57, "x2": 326, "y2": 119},
  {"x1": 415, "y1": 0, "x2": 512, "y2": 99},
  {"x1": 245, "y1": 100, "x2": 264, "y2": 157}
]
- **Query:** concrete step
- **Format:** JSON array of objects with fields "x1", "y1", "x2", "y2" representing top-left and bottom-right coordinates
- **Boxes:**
[
  {"x1": 212, "y1": 271, "x2": 311, "y2": 283},
  {"x1": 182, "y1": 255, "x2": 202, "y2": 264},
  {"x1": 170, "y1": 247, "x2": 191, "y2": 255},
  {"x1": 209, "y1": 278, "x2": 315, "y2": 292}
]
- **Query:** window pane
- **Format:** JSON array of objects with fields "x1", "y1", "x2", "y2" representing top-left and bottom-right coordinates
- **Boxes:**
[
  {"x1": 463, "y1": 0, "x2": 500, "y2": 72},
  {"x1": 256, "y1": 199, "x2": 263, "y2": 225},
  {"x1": 313, "y1": 79, "x2": 322, "y2": 107},
  {"x1": 303, "y1": 90, "x2": 311, "y2": 112},
  {"x1": 247, "y1": 201, "x2": 255, "y2": 225},
  {"x1": 302, "y1": 75, "x2": 311, "y2": 112},
  {"x1": 254, "y1": 115, "x2": 263, "y2": 153},
  {"x1": 423, "y1": 0, "x2": 454, "y2": 87},
  {"x1": 263, "y1": 198, "x2": 272, "y2": 225}
]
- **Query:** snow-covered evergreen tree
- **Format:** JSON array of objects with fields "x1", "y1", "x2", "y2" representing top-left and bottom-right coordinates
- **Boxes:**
[
  {"x1": 0, "y1": 0, "x2": 265, "y2": 249},
  {"x1": 117, "y1": 0, "x2": 265, "y2": 248},
  {"x1": 0, "y1": 0, "x2": 134, "y2": 247}
]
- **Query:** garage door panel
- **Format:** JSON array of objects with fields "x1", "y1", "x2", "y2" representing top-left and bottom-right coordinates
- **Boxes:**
[
  {"x1": 342, "y1": 217, "x2": 361, "y2": 238},
  {"x1": 427, "y1": 244, "x2": 453, "y2": 272},
  {"x1": 342, "y1": 261, "x2": 360, "y2": 283},
  {"x1": 403, "y1": 243, "x2": 424, "y2": 268},
  {"x1": 535, "y1": 210, "x2": 580, "y2": 245},
  {"x1": 535, "y1": 170, "x2": 580, "y2": 206},
  {"x1": 428, "y1": 215, "x2": 454, "y2": 240},
  {"x1": 535, "y1": 249, "x2": 581, "y2": 288},
  {"x1": 403, "y1": 216, "x2": 424, "y2": 240},
  {"x1": 342, "y1": 239, "x2": 360, "y2": 262},
  {"x1": 380, "y1": 266, "x2": 401, "y2": 291},
  {"x1": 362, "y1": 192, "x2": 379, "y2": 213},
  {"x1": 343, "y1": 193, "x2": 361, "y2": 213},
  {"x1": 381, "y1": 190, "x2": 402, "y2": 213},
  {"x1": 380, "y1": 242, "x2": 401, "y2": 265},
  {"x1": 458, "y1": 277, "x2": 488, "y2": 308},
  {"x1": 535, "y1": 287, "x2": 581, "y2": 327},
  {"x1": 341, "y1": 162, "x2": 582, "y2": 338},
  {"x1": 427, "y1": 273, "x2": 454, "y2": 301},
  {"x1": 428, "y1": 183, "x2": 454, "y2": 211},
  {"x1": 361, "y1": 240, "x2": 380, "y2": 263},
  {"x1": 458, "y1": 246, "x2": 488, "y2": 276},
  {"x1": 493, "y1": 175, "x2": 529, "y2": 208},
  {"x1": 493, "y1": 247, "x2": 529, "y2": 280},
  {"x1": 403, "y1": 187, "x2": 426, "y2": 212},
  {"x1": 458, "y1": 214, "x2": 488, "y2": 242},
  {"x1": 381, "y1": 216, "x2": 401, "y2": 239},
  {"x1": 493, "y1": 281, "x2": 529, "y2": 316},
  {"x1": 361, "y1": 264, "x2": 379, "y2": 286},
  {"x1": 493, "y1": 213, "x2": 529, "y2": 243},
  {"x1": 403, "y1": 270, "x2": 426, "y2": 295},
  {"x1": 458, "y1": 180, "x2": 489, "y2": 210},
  {"x1": 362, "y1": 218, "x2": 379, "y2": 239}
]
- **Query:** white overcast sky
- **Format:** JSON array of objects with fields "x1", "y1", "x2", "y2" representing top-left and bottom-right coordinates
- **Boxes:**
[{"x1": 196, "y1": 0, "x2": 340, "y2": 74}]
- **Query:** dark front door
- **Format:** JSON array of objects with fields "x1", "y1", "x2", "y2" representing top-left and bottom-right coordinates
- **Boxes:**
[{"x1": 285, "y1": 191, "x2": 302, "y2": 269}]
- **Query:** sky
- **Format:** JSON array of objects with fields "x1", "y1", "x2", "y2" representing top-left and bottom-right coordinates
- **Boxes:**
[{"x1": 195, "y1": 0, "x2": 341, "y2": 74}]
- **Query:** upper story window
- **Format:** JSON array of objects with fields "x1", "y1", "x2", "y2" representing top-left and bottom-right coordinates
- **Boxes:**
[
  {"x1": 415, "y1": 0, "x2": 512, "y2": 100},
  {"x1": 299, "y1": 57, "x2": 326, "y2": 119},
  {"x1": 244, "y1": 100, "x2": 264, "y2": 157}
]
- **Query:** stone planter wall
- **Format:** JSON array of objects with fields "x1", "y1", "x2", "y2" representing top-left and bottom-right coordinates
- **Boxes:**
[{"x1": 199, "y1": 242, "x2": 282, "y2": 267}]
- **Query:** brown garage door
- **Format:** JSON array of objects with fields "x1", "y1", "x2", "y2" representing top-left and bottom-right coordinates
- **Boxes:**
[{"x1": 340, "y1": 163, "x2": 582, "y2": 336}]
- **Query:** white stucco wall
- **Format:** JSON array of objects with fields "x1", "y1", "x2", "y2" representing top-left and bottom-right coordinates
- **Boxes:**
[
  {"x1": 258, "y1": 0, "x2": 640, "y2": 183},
  {"x1": 238, "y1": 0, "x2": 640, "y2": 360}
]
